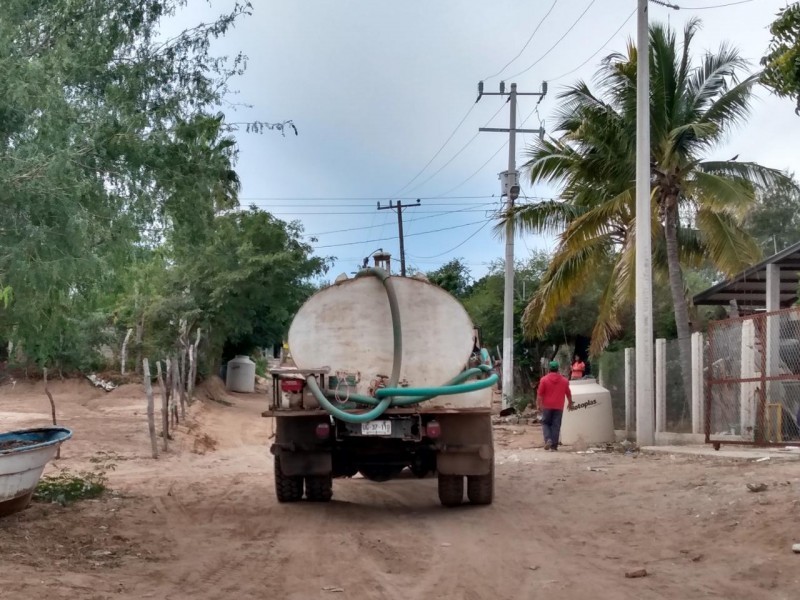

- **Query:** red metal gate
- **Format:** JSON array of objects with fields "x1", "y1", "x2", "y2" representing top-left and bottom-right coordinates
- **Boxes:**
[{"x1": 706, "y1": 307, "x2": 800, "y2": 447}]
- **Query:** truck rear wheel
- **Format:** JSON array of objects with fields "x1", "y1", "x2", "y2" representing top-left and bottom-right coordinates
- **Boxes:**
[
  {"x1": 274, "y1": 456, "x2": 303, "y2": 503},
  {"x1": 305, "y1": 474, "x2": 333, "y2": 502},
  {"x1": 466, "y1": 464, "x2": 494, "y2": 505},
  {"x1": 437, "y1": 474, "x2": 464, "y2": 507}
]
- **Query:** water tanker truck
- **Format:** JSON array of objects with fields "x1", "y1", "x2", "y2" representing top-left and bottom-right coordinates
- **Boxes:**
[{"x1": 265, "y1": 263, "x2": 498, "y2": 507}]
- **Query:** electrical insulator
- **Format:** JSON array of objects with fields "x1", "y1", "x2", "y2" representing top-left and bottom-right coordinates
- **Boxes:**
[{"x1": 499, "y1": 81, "x2": 505, "y2": 94}]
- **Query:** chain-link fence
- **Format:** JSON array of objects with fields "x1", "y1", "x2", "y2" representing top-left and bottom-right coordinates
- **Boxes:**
[
  {"x1": 664, "y1": 339, "x2": 691, "y2": 433},
  {"x1": 597, "y1": 350, "x2": 627, "y2": 430},
  {"x1": 707, "y1": 306, "x2": 800, "y2": 446}
]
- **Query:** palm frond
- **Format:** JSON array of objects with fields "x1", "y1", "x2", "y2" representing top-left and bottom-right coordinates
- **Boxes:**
[
  {"x1": 695, "y1": 74, "x2": 758, "y2": 141},
  {"x1": 688, "y1": 170, "x2": 756, "y2": 217},
  {"x1": 522, "y1": 240, "x2": 610, "y2": 338},
  {"x1": 695, "y1": 208, "x2": 762, "y2": 276},
  {"x1": 588, "y1": 248, "x2": 633, "y2": 355},
  {"x1": 558, "y1": 188, "x2": 634, "y2": 250},
  {"x1": 493, "y1": 200, "x2": 584, "y2": 239},
  {"x1": 699, "y1": 161, "x2": 793, "y2": 190}
]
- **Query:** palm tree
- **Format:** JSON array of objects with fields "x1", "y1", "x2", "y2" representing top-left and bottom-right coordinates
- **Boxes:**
[{"x1": 506, "y1": 19, "x2": 788, "y2": 401}]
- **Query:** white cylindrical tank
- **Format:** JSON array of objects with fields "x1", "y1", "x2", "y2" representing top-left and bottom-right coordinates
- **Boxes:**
[
  {"x1": 226, "y1": 355, "x2": 256, "y2": 393},
  {"x1": 559, "y1": 378, "x2": 615, "y2": 445},
  {"x1": 287, "y1": 275, "x2": 492, "y2": 410}
]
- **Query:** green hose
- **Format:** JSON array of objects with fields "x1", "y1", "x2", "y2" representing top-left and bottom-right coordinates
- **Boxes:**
[
  {"x1": 320, "y1": 365, "x2": 494, "y2": 407},
  {"x1": 306, "y1": 376, "x2": 392, "y2": 423},
  {"x1": 375, "y1": 374, "x2": 498, "y2": 399},
  {"x1": 305, "y1": 268, "x2": 496, "y2": 423},
  {"x1": 355, "y1": 267, "x2": 403, "y2": 389}
]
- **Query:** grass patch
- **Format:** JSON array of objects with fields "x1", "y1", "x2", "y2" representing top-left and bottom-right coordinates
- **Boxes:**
[{"x1": 34, "y1": 455, "x2": 116, "y2": 506}]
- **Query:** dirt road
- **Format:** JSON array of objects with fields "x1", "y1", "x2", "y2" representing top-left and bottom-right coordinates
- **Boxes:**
[{"x1": 1, "y1": 378, "x2": 799, "y2": 600}]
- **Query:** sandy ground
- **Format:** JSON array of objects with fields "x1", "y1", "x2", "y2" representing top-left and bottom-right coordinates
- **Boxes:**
[{"x1": 1, "y1": 378, "x2": 799, "y2": 600}]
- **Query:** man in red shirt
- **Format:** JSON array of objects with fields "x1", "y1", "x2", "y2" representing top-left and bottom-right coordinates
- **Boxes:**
[{"x1": 537, "y1": 360, "x2": 574, "y2": 451}]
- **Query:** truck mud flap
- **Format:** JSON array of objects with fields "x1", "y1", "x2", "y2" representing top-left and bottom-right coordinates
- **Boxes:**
[
  {"x1": 437, "y1": 444, "x2": 492, "y2": 476},
  {"x1": 433, "y1": 414, "x2": 493, "y2": 476},
  {"x1": 277, "y1": 451, "x2": 332, "y2": 477}
]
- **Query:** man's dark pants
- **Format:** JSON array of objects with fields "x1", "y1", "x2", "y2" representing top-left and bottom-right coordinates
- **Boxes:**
[{"x1": 541, "y1": 408, "x2": 564, "y2": 447}]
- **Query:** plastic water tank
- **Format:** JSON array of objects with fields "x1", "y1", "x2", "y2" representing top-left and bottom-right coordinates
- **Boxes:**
[
  {"x1": 559, "y1": 378, "x2": 615, "y2": 446},
  {"x1": 226, "y1": 355, "x2": 256, "y2": 393}
]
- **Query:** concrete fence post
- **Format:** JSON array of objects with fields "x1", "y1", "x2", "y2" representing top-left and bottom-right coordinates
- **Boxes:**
[
  {"x1": 691, "y1": 332, "x2": 705, "y2": 435},
  {"x1": 624, "y1": 347, "x2": 634, "y2": 438},
  {"x1": 740, "y1": 319, "x2": 757, "y2": 441},
  {"x1": 655, "y1": 339, "x2": 667, "y2": 434}
]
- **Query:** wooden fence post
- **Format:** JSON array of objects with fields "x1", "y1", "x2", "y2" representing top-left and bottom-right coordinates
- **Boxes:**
[
  {"x1": 120, "y1": 328, "x2": 133, "y2": 375},
  {"x1": 172, "y1": 357, "x2": 184, "y2": 423},
  {"x1": 156, "y1": 360, "x2": 169, "y2": 451},
  {"x1": 142, "y1": 359, "x2": 159, "y2": 459},
  {"x1": 187, "y1": 328, "x2": 201, "y2": 403},
  {"x1": 43, "y1": 367, "x2": 60, "y2": 459}
]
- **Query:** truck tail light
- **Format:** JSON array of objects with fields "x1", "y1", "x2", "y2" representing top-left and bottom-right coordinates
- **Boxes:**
[
  {"x1": 315, "y1": 423, "x2": 331, "y2": 439},
  {"x1": 281, "y1": 379, "x2": 304, "y2": 393},
  {"x1": 425, "y1": 420, "x2": 441, "y2": 439}
]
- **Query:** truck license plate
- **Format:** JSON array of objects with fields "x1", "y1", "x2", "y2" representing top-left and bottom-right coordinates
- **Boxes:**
[{"x1": 361, "y1": 421, "x2": 391, "y2": 436}]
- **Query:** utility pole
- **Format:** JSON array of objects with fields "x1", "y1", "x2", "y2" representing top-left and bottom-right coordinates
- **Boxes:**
[
  {"x1": 477, "y1": 80, "x2": 547, "y2": 410},
  {"x1": 377, "y1": 199, "x2": 421, "y2": 276},
  {"x1": 635, "y1": 0, "x2": 655, "y2": 445}
]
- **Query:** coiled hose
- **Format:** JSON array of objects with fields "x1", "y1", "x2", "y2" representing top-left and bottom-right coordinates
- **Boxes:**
[{"x1": 305, "y1": 267, "x2": 499, "y2": 423}]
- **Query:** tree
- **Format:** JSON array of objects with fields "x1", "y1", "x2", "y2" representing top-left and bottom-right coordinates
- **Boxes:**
[
  {"x1": 426, "y1": 259, "x2": 473, "y2": 298},
  {"x1": 505, "y1": 20, "x2": 787, "y2": 403},
  {"x1": 744, "y1": 174, "x2": 800, "y2": 253},
  {"x1": 176, "y1": 208, "x2": 328, "y2": 368},
  {"x1": 761, "y1": 2, "x2": 800, "y2": 115},
  {"x1": 0, "y1": 1, "x2": 316, "y2": 376}
]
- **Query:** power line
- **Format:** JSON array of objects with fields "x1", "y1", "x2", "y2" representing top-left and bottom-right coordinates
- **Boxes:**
[
  {"x1": 389, "y1": 103, "x2": 478, "y2": 198},
  {"x1": 683, "y1": 0, "x2": 753, "y2": 7},
  {"x1": 402, "y1": 102, "x2": 507, "y2": 195},
  {"x1": 505, "y1": 0, "x2": 598, "y2": 80},
  {"x1": 304, "y1": 202, "x2": 500, "y2": 237},
  {"x1": 409, "y1": 220, "x2": 493, "y2": 259},
  {"x1": 650, "y1": 0, "x2": 752, "y2": 8},
  {"x1": 243, "y1": 202, "x2": 494, "y2": 208},
  {"x1": 548, "y1": 9, "x2": 637, "y2": 83},
  {"x1": 482, "y1": 0, "x2": 560, "y2": 80},
  {"x1": 386, "y1": 0, "x2": 560, "y2": 201},
  {"x1": 435, "y1": 102, "x2": 542, "y2": 197},
  {"x1": 313, "y1": 219, "x2": 488, "y2": 249},
  {"x1": 239, "y1": 194, "x2": 494, "y2": 201},
  {"x1": 263, "y1": 209, "x2": 496, "y2": 216}
]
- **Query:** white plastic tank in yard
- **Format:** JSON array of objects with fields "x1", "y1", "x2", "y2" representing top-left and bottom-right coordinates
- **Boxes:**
[
  {"x1": 226, "y1": 355, "x2": 256, "y2": 393},
  {"x1": 559, "y1": 378, "x2": 615, "y2": 446}
]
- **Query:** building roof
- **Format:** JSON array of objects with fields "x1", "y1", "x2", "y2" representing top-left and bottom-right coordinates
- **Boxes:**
[{"x1": 693, "y1": 240, "x2": 800, "y2": 308}]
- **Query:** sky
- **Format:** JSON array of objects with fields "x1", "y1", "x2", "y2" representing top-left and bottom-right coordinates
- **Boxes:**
[{"x1": 168, "y1": 0, "x2": 798, "y2": 282}]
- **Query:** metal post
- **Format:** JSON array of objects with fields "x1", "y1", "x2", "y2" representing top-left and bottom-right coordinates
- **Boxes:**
[
  {"x1": 501, "y1": 84, "x2": 518, "y2": 410},
  {"x1": 625, "y1": 347, "x2": 635, "y2": 438},
  {"x1": 691, "y1": 332, "x2": 704, "y2": 435},
  {"x1": 476, "y1": 81, "x2": 547, "y2": 410},
  {"x1": 655, "y1": 339, "x2": 666, "y2": 434},
  {"x1": 635, "y1": 0, "x2": 655, "y2": 446},
  {"x1": 377, "y1": 199, "x2": 420, "y2": 276},
  {"x1": 397, "y1": 200, "x2": 407, "y2": 276}
]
